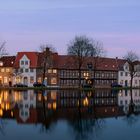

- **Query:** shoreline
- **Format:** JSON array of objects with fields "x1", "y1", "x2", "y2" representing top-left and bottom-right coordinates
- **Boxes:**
[{"x1": 0, "y1": 86, "x2": 140, "y2": 91}]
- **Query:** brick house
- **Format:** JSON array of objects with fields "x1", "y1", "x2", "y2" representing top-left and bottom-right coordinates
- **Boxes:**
[{"x1": 52, "y1": 55, "x2": 119, "y2": 88}]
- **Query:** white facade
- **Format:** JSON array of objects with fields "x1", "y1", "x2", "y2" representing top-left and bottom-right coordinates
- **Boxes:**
[
  {"x1": 118, "y1": 62, "x2": 140, "y2": 87},
  {"x1": 13, "y1": 55, "x2": 36, "y2": 87}
]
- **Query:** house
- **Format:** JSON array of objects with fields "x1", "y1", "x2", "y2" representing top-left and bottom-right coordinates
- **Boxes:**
[
  {"x1": 0, "y1": 56, "x2": 15, "y2": 87},
  {"x1": 53, "y1": 55, "x2": 119, "y2": 88},
  {"x1": 38, "y1": 51, "x2": 121, "y2": 88},
  {"x1": 13, "y1": 52, "x2": 40, "y2": 87},
  {"x1": 117, "y1": 59, "x2": 140, "y2": 87}
]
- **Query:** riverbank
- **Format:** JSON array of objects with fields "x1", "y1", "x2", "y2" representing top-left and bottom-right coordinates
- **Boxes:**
[{"x1": 0, "y1": 86, "x2": 140, "y2": 91}]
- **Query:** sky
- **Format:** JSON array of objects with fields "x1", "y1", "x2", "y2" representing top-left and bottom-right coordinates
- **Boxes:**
[{"x1": 0, "y1": 0, "x2": 140, "y2": 58}]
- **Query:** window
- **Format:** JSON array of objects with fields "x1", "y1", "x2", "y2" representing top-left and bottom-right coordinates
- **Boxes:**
[
  {"x1": 1, "y1": 68, "x2": 4, "y2": 72},
  {"x1": 30, "y1": 76, "x2": 34, "y2": 83},
  {"x1": 16, "y1": 77, "x2": 21, "y2": 83},
  {"x1": 51, "y1": 77, "x2": 57, "y2": 85},
  {"x1": 53, "y1": 69, "x2": 57, "y2": 73},
  {"x1": 37, "y1": 77, "x2": 42, "y2": 83},
  {"x1": 4, "y1": 77, "x2": 8, "y2": 83},
  {"x1": 120, "y1": 72, "x2": 123, "y2": 76},
  {"x1": 21, "y1": 61, "x2": 24, "y2": 65},
  {"x1": 0, "y1": 62, "x2": 3, "y2": 66},
  {"x1": 20, "y1": 68, "x2": 23, "y2": 73},
  {"x1": 30, "y1": 69, "x2": 34, "y2": 72},
  {"x1": 6, "y1": 68, "x2": 10, "y2": 72},
  {"x1": 25, "y1": 69, "x2": 29, "y2": 73},
  {"x1": 25, "y1": 61, "x2": 28, "y2": 65},
  {"x1": 48, "y1": 69, "x2": 52, "y2": 73},
  {"x1": 25, "y1": 104, "x2": 29, "y2": 108},
  {"x1": 135, "y1": 80, "x2": 137, "y2": 84},
  {"x1": 125, "y1": 72, "x2": 128, "y2": 76}
]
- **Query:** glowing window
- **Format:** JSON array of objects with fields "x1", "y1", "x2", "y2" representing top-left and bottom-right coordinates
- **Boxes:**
[
  {"x1": 6, "y1": 68, "x2": 10, "y2": 72},
  {"x1": 0, "y1": 62, "x2": 3, "y2": 66},
  {"x1": 51, "y1": 77, "x2": 57, "y2": 85},
  {"x1": 48, "y1": 69, "x2": 52, "y2": 73},
  {"x1": 53, "y1": 69, "x2": 57, "y2": 74},
  {"x1": 4, "y1": 77, "x2": 8, "y2": 84}
]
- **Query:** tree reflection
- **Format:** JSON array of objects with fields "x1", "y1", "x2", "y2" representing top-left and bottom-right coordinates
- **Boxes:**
[
  {"x1": 68, "y1": 90, "x2": 105, "y2": 140},
  {"x1": 0, "y1": 119, "x2": 6, "y2": 135}
]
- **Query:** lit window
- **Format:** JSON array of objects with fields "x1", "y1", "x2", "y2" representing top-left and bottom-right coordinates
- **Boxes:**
[
  {"x1": 16, "y1": 77, "x2": 21, "y2": 83},
  {"x1": 53, "y1": 69, "x2": 57, "y2": 73},
  {"x1": 0, "y1": 62, "x2": 3, "y2": 66},
  {"x1": 1, "y1": 68, "x2": 4, "y2": 72},
  {"x1": 48, "y1": 69, "x2": 52, "y2": 73},
  {"x1": 6, "y1": 68, "x2": 10, "y2": 72},
  {"x1": 51, "y1": 91, "x2": 57, "y2": 100},
  {"x1": 51, "y1": 77, "x2": 57, "y2": 85},
  {"x1": 30, "y1": 76, "x2": 34, "y2": 83},
  {"x1": 4, "y1": 77, "x2": 8, "y2": 84},
  {"x1": 37, "y1": 77, "x2": 42, "y2": 83}
]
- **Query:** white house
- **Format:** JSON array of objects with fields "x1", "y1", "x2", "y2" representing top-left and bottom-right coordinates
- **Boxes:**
[
  {"x1": 13, "y1": 52, "x2": 39, "y2": 87},
  {"x1": 118, "y1": 60, "x2": 140, "y2": 87}
]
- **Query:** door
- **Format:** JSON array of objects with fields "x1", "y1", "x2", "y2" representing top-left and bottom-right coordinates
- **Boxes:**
[
  {"x1": 125, "y1": 80, "x2": 128, "y2": 87},
  {"x1": 23, "y1": 77, "x2": 28, "y2": 86}
]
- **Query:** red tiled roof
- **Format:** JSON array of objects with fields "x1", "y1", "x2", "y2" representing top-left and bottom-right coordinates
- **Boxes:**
[
  {"x1": 14, "y1": 52, "x2": 39, "y2": 68},
  {"x1": 0, "y1": 56, "x2": 16, "y2": 67},
  {"x1": 55, "y1": 55, "x2": 127, "y2": 71}
]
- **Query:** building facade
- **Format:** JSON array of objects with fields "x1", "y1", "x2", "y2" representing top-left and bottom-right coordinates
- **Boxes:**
[
  {"x1": 118, "y1": 61, "x2": 140, "y2": 87},
  {"x1": 0, "y1": 56, "x2": 15, "y2": 87},
  {"x1": 13, "y1": 52, "x2": 39, "y2": 87}
]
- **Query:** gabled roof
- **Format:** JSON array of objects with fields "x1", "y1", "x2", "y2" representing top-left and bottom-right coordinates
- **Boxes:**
[
  {"x1": 0, "y1": 56, "x2": 16, "y2": 67},
  {"x1": 55, "y1": 55, "x2": 127, "y2": 71},
  {"x1": 14, "y1": 52, "x2": 39, "y2": 68}
]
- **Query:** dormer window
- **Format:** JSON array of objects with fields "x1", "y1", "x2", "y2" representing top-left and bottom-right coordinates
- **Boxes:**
[
  {"x1": 21, "y1": 61, "x2": 24, "y2": 65},
  {"x1": 25, "y1": 61, "x2": 28, "y2": 65},
  {"x1": 125, "y1": 66, "x2": 128, "y2": 70},
  {"x1": 0, "y1": 61, "x2": 3, "y2": 66}
]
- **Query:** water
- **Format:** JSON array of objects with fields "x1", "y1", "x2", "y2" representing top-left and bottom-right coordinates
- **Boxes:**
[{"x1": 0, "y1": 89, "x2": 140, "y2": 140}]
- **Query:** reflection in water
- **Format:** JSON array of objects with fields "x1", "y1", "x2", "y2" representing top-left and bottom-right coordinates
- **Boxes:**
[{"x1": 0, "y1": 89, "x2": 140, "y2": 139}]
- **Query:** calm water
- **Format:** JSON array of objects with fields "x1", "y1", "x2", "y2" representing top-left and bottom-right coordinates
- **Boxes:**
[{"x1": 0, "y1": 89, "x2": 140, "y2": 140}]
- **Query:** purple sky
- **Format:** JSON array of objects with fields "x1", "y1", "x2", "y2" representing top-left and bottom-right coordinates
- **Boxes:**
[{"x1": 0, "y1": 0, "x2": 140, "y2": 58}]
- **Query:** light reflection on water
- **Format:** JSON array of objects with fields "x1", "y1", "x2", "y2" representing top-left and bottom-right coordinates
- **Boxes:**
[{"x1": 0, "y1": 89, "x2": 140, "y2": 140}]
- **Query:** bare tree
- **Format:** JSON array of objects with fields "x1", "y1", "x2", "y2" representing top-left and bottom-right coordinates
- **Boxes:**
[
  {"x1": 39, "y1": 44, "x2": 56, "y2": 53},
  {"x1": 67, "y1": 35, "x2": 105, "y2": 88},
  {"x1": 39, "y1": 44, "x2": 57, "y2": 85},
  {"x1": 123, "y1": 51, "x2": 139, "y2": 88},
  {"x1": 0, "y1": 42, "x2": 8, "y2": 57}
]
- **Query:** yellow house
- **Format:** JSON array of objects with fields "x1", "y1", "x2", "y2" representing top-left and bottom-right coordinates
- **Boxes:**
[{"x1": 0, "y1": 56, "x2": 15, "y2": 87}]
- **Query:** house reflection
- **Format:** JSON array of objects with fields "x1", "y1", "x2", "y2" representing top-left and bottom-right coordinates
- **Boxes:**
[
  {"x1": 1, "y1": 89, "x2": 140, "y2": 126},
  {"x1": 118, "y1": 89, "x2": 140, "y2": 114},
  {"x1": 0, "y1": 89, "x2": 125, "y2": 123}
]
